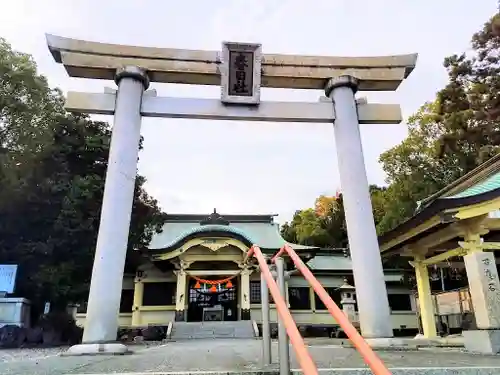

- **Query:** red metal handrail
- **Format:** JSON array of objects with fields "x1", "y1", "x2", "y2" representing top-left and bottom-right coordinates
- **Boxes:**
[
  {"x1": 273, "y1": 244, "x2": 391, "y2": 375},
  {"x1": 247, "y1": 245, "x2": 318, "y2": 375}
]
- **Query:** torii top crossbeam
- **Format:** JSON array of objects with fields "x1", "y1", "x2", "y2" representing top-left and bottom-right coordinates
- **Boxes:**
[{"x1": 46, "y1": 34, "x2": 417, "y2": 91}]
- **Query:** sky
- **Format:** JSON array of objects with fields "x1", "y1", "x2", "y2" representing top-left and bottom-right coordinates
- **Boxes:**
[{"x1": 0, "y1": 0, "x2": 497, "y2": 223}]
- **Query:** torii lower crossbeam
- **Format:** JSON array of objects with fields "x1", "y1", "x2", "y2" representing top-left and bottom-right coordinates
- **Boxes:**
[{"x1": 65, "y1": 91, "x2": 402, "y2": 124}]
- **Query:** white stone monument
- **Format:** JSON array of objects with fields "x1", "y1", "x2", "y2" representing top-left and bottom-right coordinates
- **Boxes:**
[
  {"x1": 462, "y1": 251, "x2": 500, "y2": 353},
  {"x1": 45, "y1": 34, "x2": 417, "y2": 354}
]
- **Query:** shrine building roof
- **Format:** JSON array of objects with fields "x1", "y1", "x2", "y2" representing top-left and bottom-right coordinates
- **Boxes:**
[
  {"x1": 379, "y1": 153, "x2": 500, "y2": 256},
  {"x1": 147, "y1": 209, "x2": 318, "y2": 253},
  {"x1": 141, "y1": 210, "x2": 406, "y2": 275}
]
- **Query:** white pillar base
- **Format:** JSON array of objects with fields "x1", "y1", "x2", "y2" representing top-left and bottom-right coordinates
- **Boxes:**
[{"x1": 62, "y1": 343, "x2": 132, "y2": 356}]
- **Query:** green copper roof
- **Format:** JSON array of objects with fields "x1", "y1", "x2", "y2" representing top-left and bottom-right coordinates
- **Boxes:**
[
  {"x1": 443, "y1": 171, "x2": 500, "y2": 199},
  {"x1": 152, "y1": 224, "x2": 255, "y2": 248},
  {"x1": 379, "y1": 156, "x2": 500, "y2": 251},
  {"x1": 306, "y1": 255, "x2": 403, "y2": 280},
  {"x1": 148, "y1": 221, "x2": 317, "y2": 251},
  {"x1": 307, "y1": 255, "x2": 352, "y2": 270}
]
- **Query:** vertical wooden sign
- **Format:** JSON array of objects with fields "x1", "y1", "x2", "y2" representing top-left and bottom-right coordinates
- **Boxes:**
[{"x1": 220, "y1": 42, "x2": 262, "y2": 105}]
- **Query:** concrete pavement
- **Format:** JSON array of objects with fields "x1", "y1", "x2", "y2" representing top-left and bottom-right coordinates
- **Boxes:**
[{"x1": 2, "y1": 339, "x2": 500, "y2": 375}]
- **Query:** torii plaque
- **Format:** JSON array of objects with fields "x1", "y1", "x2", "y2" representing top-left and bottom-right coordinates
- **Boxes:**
[{"x1": 220, "y1": 42, "x2": 262, "y2": 105}]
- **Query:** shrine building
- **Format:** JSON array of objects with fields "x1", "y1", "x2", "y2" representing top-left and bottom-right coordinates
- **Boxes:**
[
  {"x1": 378, "y1": 153, "x2": 500, "y2": 352},
  {"x1": 74, "y1": 210, "x2": 419, "y2": 334}
]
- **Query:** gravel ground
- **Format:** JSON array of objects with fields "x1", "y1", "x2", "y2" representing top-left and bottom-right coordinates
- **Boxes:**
[
  {"x1": 0, "y1": 346, "x2": 70, "y2": 363},
  {"x1": 2, "y1": 339, "x2": 500, "y2": 375},
  {"x1": 0, "y1": 341, "x2": 162, "y2": 364}
]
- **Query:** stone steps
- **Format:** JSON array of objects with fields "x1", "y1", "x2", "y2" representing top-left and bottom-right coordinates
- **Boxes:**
[{"x1": 169, "y1": 321, "x2": 255, "y2": 340}]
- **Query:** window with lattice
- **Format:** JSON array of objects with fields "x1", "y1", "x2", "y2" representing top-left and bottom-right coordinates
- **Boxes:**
[
  {"x1": 388, "y1": 294, "x2": 412, "y2": 311},
  {"x1": 288, "y1": 287, "x2": 311, "y2": 310},
  {"x1": 249, "y1": 281, "x2": 276, "y2": 304},
  {"x1": 314, "y1": 287, "x2": 342, "y2": 310},
  {"x1": 143, "y1": 282, "x2": 176, "y2": 306}
]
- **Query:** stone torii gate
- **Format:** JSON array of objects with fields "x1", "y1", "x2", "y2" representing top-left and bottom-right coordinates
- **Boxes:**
[{"x1": 46, "y1": 34, "x2": 417, "y2": 355}]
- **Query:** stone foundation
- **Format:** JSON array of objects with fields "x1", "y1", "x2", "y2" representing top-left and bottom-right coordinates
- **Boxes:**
[
  {"x1": 63, "y1": 342, "x2": 132, "y2": 356},
  {"x1": 0, "y1": 298, "x2": 31, "y2": 328},
  {"x1": 174, "y1": 310, "x2": 185, "y2": 322},
  {"x1": 240, "y1": 309, "x2": 251, "y2": 320},
  {"x1": 463, "y1": 329, "x2": 500, "y2": 354}
]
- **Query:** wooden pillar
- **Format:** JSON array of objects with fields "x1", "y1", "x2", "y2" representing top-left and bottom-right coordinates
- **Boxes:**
[
  {"x1": 240, "y1": 267, "x2": 251, "y2": 320},
  {"x1": 413, "y1": 255, "x2": 437, "y2": 338},
  {"x1": 131, "y1": 278, "x2": 144, "y2": 327},
  {"x1": 285, "y1": 280, "x2": 290, "y2": 308},
  {"x1": 174, "y1": 269, "x2": 187, "y2": 321},
  {"x1": 309, "y1": 286, "x2": 316, "y2": 311}
]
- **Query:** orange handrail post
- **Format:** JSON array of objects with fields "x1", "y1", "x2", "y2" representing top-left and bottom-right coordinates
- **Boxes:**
[
  {"x1": 278, "y1": 244, "x2": 392, "y2": 375},
  {"x1": 250, "y1": 245, "x2": 319, "y2": 375}
]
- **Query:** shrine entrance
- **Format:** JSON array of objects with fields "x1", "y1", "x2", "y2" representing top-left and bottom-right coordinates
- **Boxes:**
[
  {"x1": 187, "y1": 277, "x2": 238, "y2": 322},
  {"x1": 46, "y1": 34, "x2": 418, "y2": 351}
]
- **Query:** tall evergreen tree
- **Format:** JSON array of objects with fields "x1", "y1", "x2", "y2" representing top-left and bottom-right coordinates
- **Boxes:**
[{"x1": 0, "y1": 39, "x2": 166, "y2": 311}]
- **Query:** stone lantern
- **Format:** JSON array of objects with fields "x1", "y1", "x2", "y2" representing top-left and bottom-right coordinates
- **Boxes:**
[{"x1": 339, "y1": 279, "x2": 357, "y2": 323}]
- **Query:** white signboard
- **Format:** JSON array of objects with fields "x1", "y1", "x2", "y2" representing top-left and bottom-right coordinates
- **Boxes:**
[
  {"x1": 0, "y1": 265, "x2": 18, "y2": 293},
  {"x1": 489, "y1": 209, "x2": 500, "y2": 219},
  {"x1": 220, "y1": 41, "x2": 262, "y2": 105}
]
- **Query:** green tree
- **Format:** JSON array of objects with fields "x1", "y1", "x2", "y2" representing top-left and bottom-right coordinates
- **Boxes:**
[
  {"x1": 438, "y1": 13, "x2": 500, "y2": 166},
  {"x1": 0, "y1": 39, "x2": 166, "y2": 312},
  {"x1": 314, "y1": 194, "x2": 347, "y2": 248},
  {"x1": 282, "y1": 208, "x2": 332, "y2": 247},
  {"x1": 281, "y1": 186, "x2": 387, "y2": 248},
  {"x1": 0, "y1": 39, "x2": 65, "y2": 157},
  {"x1": 376, "y1": 103, "x2": 457, "y2": 233},
  {"x1": 377, "y1": 13, "x2": 500, "y2": 234}
]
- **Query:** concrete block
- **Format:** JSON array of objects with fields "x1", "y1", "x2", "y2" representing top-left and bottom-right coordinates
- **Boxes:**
[
  {"x1": 0, "y1": 298, "x2": 31, "y2": 328},
  {"x1": 463, "y1": 329, "x2": 500, "y2": 354}
]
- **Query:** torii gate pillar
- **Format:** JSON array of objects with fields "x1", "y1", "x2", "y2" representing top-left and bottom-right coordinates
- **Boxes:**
[
  {"x1": 65, "y1": 66, "x2": 149, "y2": 355},
  {"x1": 326, "y1": 76, "x2": 392, "y2": 337}
]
